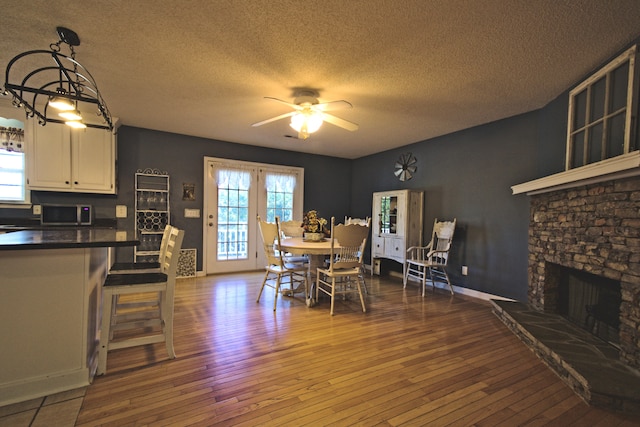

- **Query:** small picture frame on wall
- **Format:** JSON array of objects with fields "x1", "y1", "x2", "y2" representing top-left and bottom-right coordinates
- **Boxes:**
[{"x1": 182, "y1": 183, "x2": 195, "y2": 201}]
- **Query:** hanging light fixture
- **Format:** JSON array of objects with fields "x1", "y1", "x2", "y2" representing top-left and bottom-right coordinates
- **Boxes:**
[{"x1": 1, "y1": 27, "x2": 112, "y2": 130}]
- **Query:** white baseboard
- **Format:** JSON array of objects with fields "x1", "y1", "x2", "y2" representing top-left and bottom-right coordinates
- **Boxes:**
[
  {"x1": 386, "y1": 270, "x2": 515, "y2": 302},
  {"x1": 0, "y1": 368, "x2": 90, "y2": 407}
]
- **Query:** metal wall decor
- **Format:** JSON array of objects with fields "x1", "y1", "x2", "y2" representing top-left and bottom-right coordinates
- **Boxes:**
[
  {"x1": 395, "y1": 152, "x2": 417, "y2": 181},
  {"x1": 2, "y1": 27, "x2": 113, "y2": 130}
]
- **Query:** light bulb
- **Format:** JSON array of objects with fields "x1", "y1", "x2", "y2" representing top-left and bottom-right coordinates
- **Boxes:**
[
  {"x1": 48, "y1": 96, "x2": 75, "y2": 111},
  {"x1": 65, "y1": 120, "x2": 87, "y2": 129},
  {"x1": 305, "y1": 111, "x2": 323, "y2": 133},
  {"x1": 58, "y1": 110, "x2": 82, "y2": 121}
]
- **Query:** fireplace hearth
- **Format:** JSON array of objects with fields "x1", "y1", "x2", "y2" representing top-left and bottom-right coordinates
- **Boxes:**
[{"x1": 492, "y1": 299, "x2": 640, "y2": 412}]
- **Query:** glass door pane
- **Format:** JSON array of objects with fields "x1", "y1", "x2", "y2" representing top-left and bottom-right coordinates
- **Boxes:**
[{"x1": 206, "y1": 163, "x2": 257, "y2": 273}]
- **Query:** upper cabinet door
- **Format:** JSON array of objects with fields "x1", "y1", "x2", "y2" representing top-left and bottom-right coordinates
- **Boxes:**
[
  {"x1": 27, "y1": 121, "x2": 72, "y2": 189},
  {"x1": 72, "y1": 127, "x2": 115, "y2": 192}
]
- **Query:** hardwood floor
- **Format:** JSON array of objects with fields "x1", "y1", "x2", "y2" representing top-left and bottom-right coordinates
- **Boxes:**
[{"x1": 76, "y1": 272, "x2": 639, "y2": 426}]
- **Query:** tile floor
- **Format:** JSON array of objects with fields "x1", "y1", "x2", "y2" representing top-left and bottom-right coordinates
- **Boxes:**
[{"x1": 0, "y1": 387, "x2": 85, "y2": 427}]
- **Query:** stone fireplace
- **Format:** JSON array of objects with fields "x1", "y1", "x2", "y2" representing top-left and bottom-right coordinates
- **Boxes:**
[
  {"x1": 493, "y1": 171, "x2": 640, "y2": 412},
  {"x1": 528, "y1": 176, "x2": 640, "y2": 369}
]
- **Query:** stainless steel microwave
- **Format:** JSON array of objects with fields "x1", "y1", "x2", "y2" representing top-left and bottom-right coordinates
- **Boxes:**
[{"x1": 41, "y1": 204, "x2": 93, "y2": 226}]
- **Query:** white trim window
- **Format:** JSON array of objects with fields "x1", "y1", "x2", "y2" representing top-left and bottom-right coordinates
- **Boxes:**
[
  {"x1": 0, "y1": 115, "x2": 30, "y2": 205},
  {"x1": 264, "y1": 171, "x2": 298, "y2": 223},
  {"x1": 566, "y1": 45, "x2": 639, "y2": 170},
  {"x1": 0, "y1": 150, "x2": 27, "y2": 202}
]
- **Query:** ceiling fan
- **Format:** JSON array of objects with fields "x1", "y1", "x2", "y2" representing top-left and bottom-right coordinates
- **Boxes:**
[{"x1": 252, "y1": 91, "x2": 359, "y2": 140}]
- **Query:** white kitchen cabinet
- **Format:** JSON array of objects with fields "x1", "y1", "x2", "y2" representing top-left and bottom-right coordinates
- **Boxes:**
[
  {"x1": 372, "y1": 189, "x2": 423, "y2": 268},
  {"x1": 27, "y1": 121, "x2": 116, "y2": 194}
]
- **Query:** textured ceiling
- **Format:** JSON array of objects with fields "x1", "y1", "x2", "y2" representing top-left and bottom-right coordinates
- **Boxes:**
[{"x1": 1, "y1": 1, "x2": 639, "y2": 159}]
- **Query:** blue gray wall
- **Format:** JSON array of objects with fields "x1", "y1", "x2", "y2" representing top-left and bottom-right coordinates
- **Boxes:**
[
  {"x1": 0, "y1": 96, "x2": 573, "y2": 302},
  {"x1": 111, "y1": 127, "x2": 353, "y2": 267},
  {"x1": 351, "y1": 109, "x2": 560, "y2": 301}
]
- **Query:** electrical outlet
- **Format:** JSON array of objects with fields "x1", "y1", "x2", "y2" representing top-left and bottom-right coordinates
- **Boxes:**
[
  {"x1": 115, "y1": 205, "x2": 127, "y2": 218},
  {"x1": 462, "y1": 265, "x2": 468, "y2": 276},
  {"x1": 32, "y1": 204, "x2": 41, "y2": 215}
]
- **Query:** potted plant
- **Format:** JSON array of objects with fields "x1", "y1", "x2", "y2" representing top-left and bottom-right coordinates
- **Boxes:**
[{"x1": 301, "y1": 210, "x2": 327, "y2": 241}]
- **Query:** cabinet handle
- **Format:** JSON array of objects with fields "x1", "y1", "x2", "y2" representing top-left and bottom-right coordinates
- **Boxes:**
[
  {"x1": 74, "y1": 181, "x2": 78, "y2": 185},
  {"x1": 65, "y1": 181, "x2": 70, "y2": 184}
]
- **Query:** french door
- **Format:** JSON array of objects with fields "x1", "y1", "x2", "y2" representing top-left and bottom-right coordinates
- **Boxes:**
[{"x1": 204, "y1": 157, "x2": 304, "y2": 274}]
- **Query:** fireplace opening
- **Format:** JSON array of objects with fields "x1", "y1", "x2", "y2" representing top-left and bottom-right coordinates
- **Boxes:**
[{"x1": 556, "y1": 266, "x2": 621, "y2": 346}]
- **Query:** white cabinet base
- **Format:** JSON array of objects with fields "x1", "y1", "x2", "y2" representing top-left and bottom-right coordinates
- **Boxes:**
[{"x1": 0, "y1": 247, "x2": 106, "y2": 406}]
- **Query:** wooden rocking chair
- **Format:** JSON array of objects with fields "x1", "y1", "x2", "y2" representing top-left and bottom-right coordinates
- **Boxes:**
[{"x1": 404, "y1": 218, "x2": 456, "y2": 296}]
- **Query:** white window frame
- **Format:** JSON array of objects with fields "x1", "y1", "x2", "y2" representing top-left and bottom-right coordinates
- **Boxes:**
[{"x1": 566, "y1": 45, "x2": 639, "y2": 170}]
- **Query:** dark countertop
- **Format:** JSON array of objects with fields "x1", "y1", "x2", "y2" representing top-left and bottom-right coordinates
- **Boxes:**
[{"x1": 0, "y1": 228, "x2": 139, "y2": 250}]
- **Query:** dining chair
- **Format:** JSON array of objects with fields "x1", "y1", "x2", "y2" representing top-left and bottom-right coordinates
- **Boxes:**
[
  {"x1": 332, "y1": 217, "x2": 371, "y2": 294},
  {"x1": 344, "y1": 216, "x2": 370, "y2": 226},
  {"x1": 278, "y1": 219, "x2": 309, "y2": 264},
  {"x1": 97, "y1": 226, "x2": 185, "y2": 375},
  {"x1": 316, "y1": 216, "x2": 370, "y2": 315},
  {"x1": 404, "y1": 218, "x2": 457, "y2": 296},
  {"x1": 256, "y1": 216, "x2": 309, "y2": 311}
]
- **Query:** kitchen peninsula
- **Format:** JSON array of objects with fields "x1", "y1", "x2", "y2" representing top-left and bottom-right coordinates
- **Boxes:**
[{"x1": 0, "y1": 228, "x2": 138, "y2": 406}]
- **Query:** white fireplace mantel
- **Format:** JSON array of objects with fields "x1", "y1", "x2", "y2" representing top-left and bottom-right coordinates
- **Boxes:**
[{"x1": 511, "y1": 151, "x2": 640, "y2": 195}]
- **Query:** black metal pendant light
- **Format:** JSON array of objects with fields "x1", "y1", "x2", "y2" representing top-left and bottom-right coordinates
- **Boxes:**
[{"x1": 2, "y1": 27, "x2": 112, "y2": 130}]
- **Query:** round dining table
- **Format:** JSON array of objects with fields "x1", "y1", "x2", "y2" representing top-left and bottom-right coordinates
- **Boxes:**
[{"x1": 279, "y1": 237, "x2": 338, "y2": 306}]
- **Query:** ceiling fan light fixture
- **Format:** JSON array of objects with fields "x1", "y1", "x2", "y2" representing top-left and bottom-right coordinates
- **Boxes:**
[
  {"x1": 290, "y1": 110, "x2": 323, "y2": 134},
  {"x1": 253, "y1": 92, "x2": 358, "y2": 139}
]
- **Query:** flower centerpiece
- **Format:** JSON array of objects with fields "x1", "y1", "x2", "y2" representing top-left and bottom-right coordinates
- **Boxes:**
[{"x1": 301, "y1": 210, "x2": 328, "y2": 241}]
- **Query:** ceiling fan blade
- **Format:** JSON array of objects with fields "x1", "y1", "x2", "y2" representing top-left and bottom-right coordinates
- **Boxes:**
[
  {"x1": 264, "y1": 97, "x2": 303, "y2": 110},
  {"x1": 322, "y1": 113, "x2": 359, "y2": 131},
  {"x1": 399, "y1": 171, "x2": 407, "y2": 181},
  {"x1": 252, "y1": 111, "x2": 296, "y2": 127},
  {"x1": 394, "y1": 168, "x2": 403, "y2": 177},
  {"x1": 407, "y1": 166, "x2": 417, "y2": 173},
  {"x1": 313, "y1": 100, "x2": 353, "y2": 112}
]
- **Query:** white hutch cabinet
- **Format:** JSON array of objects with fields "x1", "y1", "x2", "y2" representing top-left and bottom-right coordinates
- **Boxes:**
[
  {"x1": 371, "y1": 189, "x2": 424, "y2": 268},
  {"x1": 27, "y1": 121, "x2": 116, "y2": 194}
]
